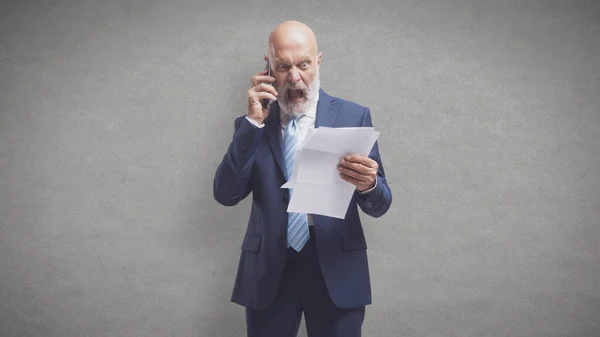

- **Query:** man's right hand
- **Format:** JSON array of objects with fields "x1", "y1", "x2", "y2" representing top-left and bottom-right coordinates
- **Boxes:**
[{"x1": 247, "y1": 69, "x2": 278, "y2": 124}]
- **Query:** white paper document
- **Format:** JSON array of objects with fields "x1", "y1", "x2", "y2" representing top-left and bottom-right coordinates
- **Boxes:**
[{"x1": 281, "y1": 127, "x2": 380, "y2": 219}]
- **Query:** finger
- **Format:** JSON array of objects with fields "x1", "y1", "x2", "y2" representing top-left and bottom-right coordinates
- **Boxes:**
[
  {"x1": 248, "y1": 90, "x2": 259, "y2": 103},
  {"x1": 254, "y1": 83, "x2": 278, "y2": 96},
  {"x1": 259, "y1": 75, "x2": 276, "y2": 83},
  {"x1": 255, "y1": 91, "x2": 277, "y2": 102},
  {"x1": 343, "y1": 155, "x2": 378, "y2": 169},
  {"x1": 339, "y1": 173, "x2": 368, "y2": 190},
  {"x1": 248, "y1": 86, "x2": 278, "y2": 100},
  {"x1": 252, "y1": 75, "x2": 276, "y2": 86},
  {"x1": 338, "y1": 164, "x2": 370, "y2": 182},
  {"x1": 340, "y1": 172, "x2": 359, "y2": 185},
  {"x1": 339, "y1": 159, "x2": 373, "y2": 175},
  {"x1": 343, "y1": 155, "x2": 369, "y2": 165},
  {"x1": 248, "y1": 90, "x2": 275, "y2": 104},
  {"x1": 253, "y1": 69, "x2": 269, "y2": 78}
]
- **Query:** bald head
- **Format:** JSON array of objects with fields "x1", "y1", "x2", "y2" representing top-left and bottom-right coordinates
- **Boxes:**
[
  {"x1": 265, "y1": 21, "x2": 322, "y2": 117},
  {"x1": 268, "y1": 21, "x2": 319, "y2": 58}
]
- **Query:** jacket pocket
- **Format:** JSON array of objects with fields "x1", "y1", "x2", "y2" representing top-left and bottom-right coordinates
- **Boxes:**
[
  {"x1": 342, "y1": 233, "x2": 367, "y2": 251},
  {"x1": 241, "y1": 234, "x2": 261, "y2": 253}
]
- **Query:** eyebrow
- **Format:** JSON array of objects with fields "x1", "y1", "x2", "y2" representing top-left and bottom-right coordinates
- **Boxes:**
[{"x1": 274, "y1": 57, "x2": 312, "y2": 65}]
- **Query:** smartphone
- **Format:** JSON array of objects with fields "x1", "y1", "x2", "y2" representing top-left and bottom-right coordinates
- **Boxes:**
[{"x1": 261, "y1": 59, "x2": 272, "y2": 109}]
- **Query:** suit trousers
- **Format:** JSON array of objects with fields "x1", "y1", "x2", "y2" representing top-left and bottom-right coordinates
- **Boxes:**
[{"x1": 245, "y1": 226, "x2": 366, "y2": 337}]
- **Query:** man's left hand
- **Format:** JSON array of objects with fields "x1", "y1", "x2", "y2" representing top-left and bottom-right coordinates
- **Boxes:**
[{"x1": 338, "y1": 155, "x2": 378, "y2": 192}]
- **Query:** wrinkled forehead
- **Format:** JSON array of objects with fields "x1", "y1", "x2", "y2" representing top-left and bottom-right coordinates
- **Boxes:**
[{"x1": 270, "y1": 44, "x2": 315, "y2": 64}]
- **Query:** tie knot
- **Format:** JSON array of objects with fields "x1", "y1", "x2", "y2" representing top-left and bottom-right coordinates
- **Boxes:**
[{"x1": 286, "y1": 115, "x2": 302, "y2": 131}]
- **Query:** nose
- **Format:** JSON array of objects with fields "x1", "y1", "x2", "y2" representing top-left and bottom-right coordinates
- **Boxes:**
[{"x1": 287, "y1": 68, "x2": 301, "y2": 84}]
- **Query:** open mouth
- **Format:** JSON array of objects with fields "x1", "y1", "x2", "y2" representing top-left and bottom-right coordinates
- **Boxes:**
[{"x1": 287, "y1": 89, "x2": 305, "y2": 102}]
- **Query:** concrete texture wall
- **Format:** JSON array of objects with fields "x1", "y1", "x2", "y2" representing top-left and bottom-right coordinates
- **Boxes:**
[{"x1": 1, "y1": 0, "x2": 599, "y2": 336}]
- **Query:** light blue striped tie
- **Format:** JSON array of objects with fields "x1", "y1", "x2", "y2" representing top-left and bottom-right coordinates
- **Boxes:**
[{"x1": 283, "y1": 115, "x2": 309, "y2": 251}]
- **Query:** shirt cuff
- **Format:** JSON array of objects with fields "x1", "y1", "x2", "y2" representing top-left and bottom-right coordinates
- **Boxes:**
[
  {"x1": 245, "y1": 116, "x2": 265, "y2": 128},
  {"x1": 358, "y1": 176, "x2": 377, "y2": 194}
]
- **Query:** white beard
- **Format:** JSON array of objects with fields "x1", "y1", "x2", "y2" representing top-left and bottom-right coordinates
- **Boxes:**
[{"x1": 277, "y1": 69, "x2": 320, "y2": 118}]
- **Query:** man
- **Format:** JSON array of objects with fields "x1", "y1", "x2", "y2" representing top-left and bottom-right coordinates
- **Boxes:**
[{"x1": 213, "y1": 20, "x2": 392, "y2": 337}]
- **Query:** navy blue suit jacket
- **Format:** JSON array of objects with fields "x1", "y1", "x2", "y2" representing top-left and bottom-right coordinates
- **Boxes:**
[{"x1": 213, "y1": 89, "x2": 392, "y2": 310}]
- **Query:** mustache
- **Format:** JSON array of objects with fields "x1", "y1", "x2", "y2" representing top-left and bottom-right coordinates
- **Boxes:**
[{"x1": 281, "y1": 83, "x2": 307, "y2": 91}]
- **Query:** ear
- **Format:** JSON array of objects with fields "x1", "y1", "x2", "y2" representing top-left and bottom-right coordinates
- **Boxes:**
[{"x1": 317, "y1": 52, "x2": 322, "y2": 67}]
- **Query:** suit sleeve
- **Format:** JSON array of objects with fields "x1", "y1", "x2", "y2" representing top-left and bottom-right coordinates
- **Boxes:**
[
  {"x1": 354, "y1": 107, "x2": 393, "y2": 218},
  {"x1": 213, "y1": 116, "x2": 264, "y2": 206}
]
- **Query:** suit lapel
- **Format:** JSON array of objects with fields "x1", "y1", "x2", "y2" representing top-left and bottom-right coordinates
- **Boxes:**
[
  {"x1": 265, "y1": 103, "x2": 286, "y2": 177},
  {"x1": 315, "y1": 89, "x2": 338, "y2": 128}
]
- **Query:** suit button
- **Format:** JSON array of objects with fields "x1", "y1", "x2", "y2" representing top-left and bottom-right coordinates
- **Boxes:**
[
  {"x1": 283, "y1": 192, "x2": 289, "y2": 201},
  {"x1": 366, "y1": 202, "x2": 372, "y2": 208},
  {"x1": 280, "y1": 231, "x2": 286, "y2": 238}
]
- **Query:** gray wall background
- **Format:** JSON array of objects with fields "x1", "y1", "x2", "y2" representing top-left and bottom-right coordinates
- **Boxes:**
[{"x1": 1, "y1": 0, "x2": 599, "y2": 336}]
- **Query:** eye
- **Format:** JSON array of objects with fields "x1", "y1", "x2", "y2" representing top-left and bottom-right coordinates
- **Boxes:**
[
  {"x1": 278, "y1": 64, "x2": 290, "y2": 71},
  {"x1": 299, "y1": 62, "x2": 309, "y2": 69}
]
